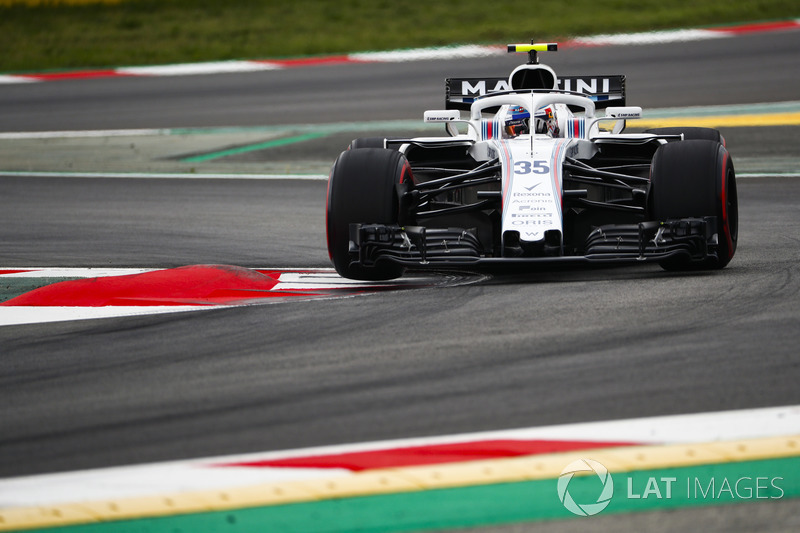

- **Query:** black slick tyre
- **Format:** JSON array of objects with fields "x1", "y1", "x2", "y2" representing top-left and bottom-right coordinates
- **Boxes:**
[
  {"x1": 650, "y1": 139, "x2": 738, "y2": 270},
  {"x1": 326, "y1": 148, "x2": 410, "y2": 280}
]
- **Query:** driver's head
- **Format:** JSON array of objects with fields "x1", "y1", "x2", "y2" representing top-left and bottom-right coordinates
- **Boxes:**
[
  {"x1": 504, "y1": 106, "x2": 530, "y2": 137},
  {"x1": 533, "y1": 105, "x2": 560, "y2": 137}
]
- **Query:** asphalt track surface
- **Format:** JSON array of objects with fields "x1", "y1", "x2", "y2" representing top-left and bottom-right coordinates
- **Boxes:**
[
  {"x1": 2, "y1": 30, "x2": 800, "y2": 131},
  {"x1": 1, "y1": 28, "x2": 799, "y2": 531}
]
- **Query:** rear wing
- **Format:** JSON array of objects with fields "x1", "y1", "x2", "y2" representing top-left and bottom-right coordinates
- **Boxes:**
[{"x1": 445, "y1": 75, "x2": 626, "y2": 111}]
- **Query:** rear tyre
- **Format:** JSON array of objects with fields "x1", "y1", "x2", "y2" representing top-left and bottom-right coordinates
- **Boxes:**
[
  {"x1": 650, "y1": 139, "x2": 738, "y2": 270},
  {"x1": 644, "y1": 127, "x2": 725, "y2": 146},
  {"x1": 326, "y1": 148, "x2": 410, "y2": 280}
]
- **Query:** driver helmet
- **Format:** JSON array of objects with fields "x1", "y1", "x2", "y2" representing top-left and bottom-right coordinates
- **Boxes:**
[
  {"x1": 533, "y1": 105, "x2": 561, "y2": 137},
  {"x1": 504, "y1": 106, "x2": 529, "y2": 137},
  {"x1": 505, "y1": 105, "x2": 561, "y2": 137}
]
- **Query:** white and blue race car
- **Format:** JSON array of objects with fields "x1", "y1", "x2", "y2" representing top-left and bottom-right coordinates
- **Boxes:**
[{"x1": 326, "y1": 43, "x2": 738, "y2": 280}]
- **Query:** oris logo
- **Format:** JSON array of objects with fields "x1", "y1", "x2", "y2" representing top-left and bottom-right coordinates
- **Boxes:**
[{"x1": 512, "y1": 219, "x2": 551, "y2": 226}]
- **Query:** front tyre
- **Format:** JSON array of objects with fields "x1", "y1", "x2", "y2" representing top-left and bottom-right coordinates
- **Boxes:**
[
  {"x1": 650, "y1": 139, "x2": 738, "y2": 270},
  {"x1": 326, "y1": 148, "x2": 410, "y2": 280}
]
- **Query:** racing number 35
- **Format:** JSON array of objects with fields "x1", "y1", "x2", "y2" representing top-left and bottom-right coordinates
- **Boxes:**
[{"x1": 515, "y1": 161, "x2": 550, "y2": 175}]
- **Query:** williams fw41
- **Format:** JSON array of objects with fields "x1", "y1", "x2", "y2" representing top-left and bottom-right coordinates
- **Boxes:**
[{"x1": 326, "y1": 43, "x2": 738, "y2": 280}]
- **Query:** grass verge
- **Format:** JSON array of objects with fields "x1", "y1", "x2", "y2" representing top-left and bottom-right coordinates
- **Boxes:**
[{"x1": 1, "y1": 0, "x2": 799, "y2": 73}]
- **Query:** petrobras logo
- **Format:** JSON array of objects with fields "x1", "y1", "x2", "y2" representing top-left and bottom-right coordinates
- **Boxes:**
[{"x1": 557, "y1": 459, "x2": 615, "y2": 517}]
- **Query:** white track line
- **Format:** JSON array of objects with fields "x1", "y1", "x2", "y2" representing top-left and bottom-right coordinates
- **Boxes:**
[
  {"x1": 572, "y1": 28, "x2": 729, "y2": 46},
  {"x1": 0, "y1": 129, "x2": 167, "y2": 139},
  {"x1": 0, "y1": 306, "x2": 224, "y2": 326},
  {"x1": 0, "y1": 75, "x2": 37, "y2": 84},
  {"x1": 116, "y1": 61, "x2": 281, "y2": 76},
  {"x1": 0, "y1": 171, "x2": 328, "y2": 180},
  {"x1": 0, "y1": 267, "x2": 156, "y2": 278},
  {"x1": 350, "y1": 45, "x2": 502, "y2": 62}
]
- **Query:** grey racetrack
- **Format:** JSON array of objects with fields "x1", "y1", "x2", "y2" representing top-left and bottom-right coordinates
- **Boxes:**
[{"x1": 1, "y1": 28, "x2": 799, "y2": 532}]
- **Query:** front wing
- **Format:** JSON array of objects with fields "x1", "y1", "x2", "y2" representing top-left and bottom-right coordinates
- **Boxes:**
[{"x1": 348, "y1": 217, "x2": 720, "y2": 270}]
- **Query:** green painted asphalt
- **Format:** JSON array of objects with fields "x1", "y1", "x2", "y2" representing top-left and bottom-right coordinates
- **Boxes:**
[
  {"x1": 168, "y1": 119, "x2": 432, "y2": 137},
  {"x1": 180, "y1": 132, "x2": 330, "y2": 163},
  {"x1": 24, "y1": 457, "x2": 798, "y2": 533},
  {"x1": 174, "y1": 120, "x2": 434, "y2": 163}
]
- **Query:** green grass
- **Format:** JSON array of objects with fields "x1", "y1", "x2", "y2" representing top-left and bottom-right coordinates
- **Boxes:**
[{"x1": 1, "y1": 0, "x2": 798, "y2": 73}]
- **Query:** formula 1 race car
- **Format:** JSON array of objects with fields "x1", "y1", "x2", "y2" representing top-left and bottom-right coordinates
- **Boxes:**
[{"x1": 326, "y1": 43, "x2": 738, "y2": 280}]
